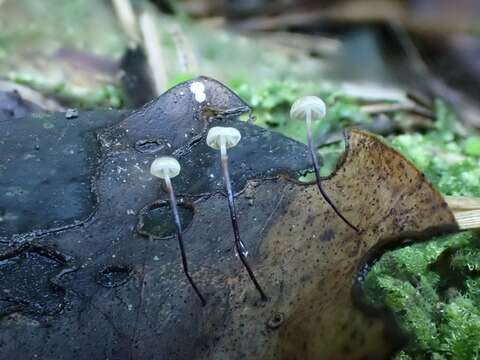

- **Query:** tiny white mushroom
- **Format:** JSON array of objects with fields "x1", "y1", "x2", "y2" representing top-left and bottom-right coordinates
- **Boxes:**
[
  {"x1": 290, "y1": 96, "x2": 326, "y2": 128},
  {"x1": 150, "y1": 156, "x2": 206, "y2": 305},
  {"x1": 206, "y1": 126, "x2": 241, "y2": 158},
  {"x1": 206, "y1": 126, "x2": 267, "y2": 301},
  {"x1": 150, "y1": 156, "x2": 181, "y2": 180},
  {"x1": 290, "y1": 96, "x2": 359, "y2": 233},
  {"x1": 289, "y1": 96, "x2": 327, "y2": 172}
]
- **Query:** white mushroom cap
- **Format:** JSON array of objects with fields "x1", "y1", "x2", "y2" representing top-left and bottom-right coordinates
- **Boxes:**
[
  {"x1": 290, "y1": 96, "x2": 327, "y2": 121},
  {"x1": 150, "y1": 156, "x2": 181, "y2": 179},
  {"x1": 206, "y1": 126, "x2": 241, "y2": 150}
]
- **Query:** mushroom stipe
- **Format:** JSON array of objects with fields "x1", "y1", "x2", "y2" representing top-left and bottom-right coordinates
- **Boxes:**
[
  {"x1": 290, "y1": 96, "x2": 360, "y2": 233},
  {"x1": 207, "y1": 126, "x2": 268, "y2": 301},
  {"x1": 305, "y1": 122, "x2": 360, "y2": 233},
  {"x1": 150, "y1": 157, "x2": 207, "y2": 306}
]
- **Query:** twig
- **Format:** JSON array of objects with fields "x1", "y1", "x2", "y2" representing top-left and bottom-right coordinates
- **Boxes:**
[
  {"x1": 139, "y1": 11, "x2": 167, "y2": 96},
  {"x1": 446, "y1": 196, "x2": 480, "y2": 230},
  {"x1": 0, "y1": 80, "x2": 64, "y2": 112},
  {"x1": 361, "y1": 103, "x2": 434, "y2": 118},
  {"x1": 168, "y1": 24, "x2": 198, "y2": 74},
  {"x1": 111, "y1": 0, "x2": 141, "y2": 43}
]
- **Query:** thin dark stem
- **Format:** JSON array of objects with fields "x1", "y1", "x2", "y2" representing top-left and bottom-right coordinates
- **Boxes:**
[
  {"x1": 221, "y1": 155, "x2": 268, "y2": 301},
  {"x1": 165, "y1": 178, "x2": 206, "y2": 306},
  {"x1": 306, "y1": 124, "x2": 360, "y2": 233}
]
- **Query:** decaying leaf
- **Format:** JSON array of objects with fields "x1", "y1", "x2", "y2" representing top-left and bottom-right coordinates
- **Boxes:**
[{"x1": 0, "y1": 77, "x2": 458, "y2": 359}]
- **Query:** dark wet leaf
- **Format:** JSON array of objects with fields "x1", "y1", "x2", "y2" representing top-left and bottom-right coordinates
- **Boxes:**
[{"x1": 0, "y1": 110, "x2": 125, "y2": 238}]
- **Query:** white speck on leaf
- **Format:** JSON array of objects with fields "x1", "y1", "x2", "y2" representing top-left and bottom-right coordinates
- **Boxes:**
[{"x1": 190, "y1": 81, "x2": 206, "y2": 103}]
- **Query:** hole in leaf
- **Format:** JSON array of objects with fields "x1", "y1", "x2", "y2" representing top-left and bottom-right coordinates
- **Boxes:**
[
  {"x1": 96, "y1": 265, "x2": 132, "y2": 288},
  {"x1": 137, "y1": 200, "x2": 194, "y2": 239}
]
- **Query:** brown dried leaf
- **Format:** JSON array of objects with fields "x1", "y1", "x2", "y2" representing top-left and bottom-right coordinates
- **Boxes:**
[{"x1": 203, "y1": 129, "x2": 458, "y2": 360}]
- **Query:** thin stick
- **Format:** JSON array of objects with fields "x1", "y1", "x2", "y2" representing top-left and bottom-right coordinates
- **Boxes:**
[
  {"x1": 361, "y1": 103, "x2": 434, "y2": 119},
  {"x1": 168, "y1": 24, "x2": 198, "y2": 74},
  {"x1": 111, "y1": 0, "x2": 140, "y2": 43},
  {"x1": 452, "y1": 210, "x2": 480, "y2": 230},
  {"x1": 165, "y1": 176, "x2": 206, "y2": 306},
  {"x1": 305, "y1": 114, "x2": 360, "y2": 233},
  {"x1": 139, "y1": 11, "x2": 167, "y2": 96},
  {"x1": 220, "y1": 144, "x2": 268, "y2": 301},
  {"x1": 445, "y1": 195, "x2": 480, "y2": 230}
]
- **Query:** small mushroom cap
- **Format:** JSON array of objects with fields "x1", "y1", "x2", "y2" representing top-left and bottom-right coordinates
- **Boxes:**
[
  {"x1": 290, "y1": 96, "x2": 327, "y2": 121},
  {"x1": 206, "y1": 126, "x2": 241, "y2": 150},
  {"x1": 150, "y1": 156, "x2": 181, "y2": 179}
]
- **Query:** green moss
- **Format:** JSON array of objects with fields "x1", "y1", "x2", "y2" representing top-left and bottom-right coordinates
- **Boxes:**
[
  {"x1": 464, "y1": 137, "x2": 480, "y2": 157},
  {"x1": 363, "y1": 232, "x2": 480, "y2": 359},
  {"x1": 388, "y1": 102, "x2": 480, "y2": 197}
]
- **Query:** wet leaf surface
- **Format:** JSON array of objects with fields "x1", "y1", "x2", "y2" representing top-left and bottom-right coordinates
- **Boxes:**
[
  {"x1": 0, "y1": 110, "x2": 125, "y2": 238},
  {"x1": 0, "y1": 77, "x2": 458, "y2": 359}
]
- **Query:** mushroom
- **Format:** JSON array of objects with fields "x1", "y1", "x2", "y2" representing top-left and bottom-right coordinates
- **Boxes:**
[
  {"x1": 290, "y1": 96, "x2": 359, "y2": 233},
  {"x1": 206, "y1": 126, "x2": 268, "y2": 301},
  {"x1": 150, "y1": 156, "x2": 206, "y2": 306}
]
